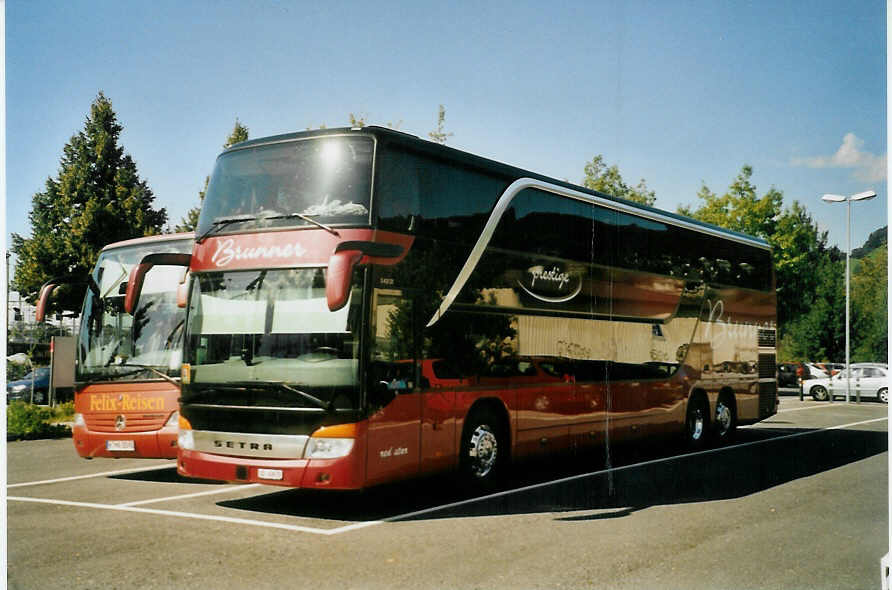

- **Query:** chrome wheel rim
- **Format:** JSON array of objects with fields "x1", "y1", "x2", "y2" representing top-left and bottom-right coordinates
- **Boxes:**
[
  {"x1": 880, "y1": 389, "x2": 888, "y2": 403},
  {"x1": 689, "y1": 406, "x2": 705, "y2": 441},
  {"x1": 715, "y1": 401, "x2": 732, "y2": 436},
  {"x1": 468, "y1": 424, "x2": 498, "y2": 478}
]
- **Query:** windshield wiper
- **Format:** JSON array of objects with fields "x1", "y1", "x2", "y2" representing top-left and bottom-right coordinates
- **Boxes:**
[
  {"x1": 196, "y1": 214, "x2": 258, "y2": 243},
  {"x1": 81, "y1": 364, "x2": 179, "y2": 388},
  {"x1": 219, "y1": 380, "x2": 332, "y2": 411},
  {"x1": 108, "y1": 363, "x2": 180, "y2": 387},
  {"x1": 258, "y1": 212, "x2": 340, "y2": 236}
]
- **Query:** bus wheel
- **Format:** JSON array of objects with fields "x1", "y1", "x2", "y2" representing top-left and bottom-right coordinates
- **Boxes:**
[
  {"x1": 713, "y1": 394, "x2": 736, "y2": 443},
  {"x1": 811, "y1": 385, "x2": 829, "y2": 401},
  {"x1": 685, "y1": 395, "x2": 709, "y2": 449},
  {"x1": 460, "y1": 409, "x2": 505, "y2": 488}
]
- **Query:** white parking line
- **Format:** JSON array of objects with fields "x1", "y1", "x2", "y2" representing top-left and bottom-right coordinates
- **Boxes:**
[
  {"x1": 7, "y1": 462, "x2": 173, "y2": 489},
  {"x1": 118, "y1": 484, "x2": 263, "y2": 507},
  {"x1": 7, "y1": 414, "x2": 887, "y2": 536},
  {"x1": 6, "y1": 496, "x2": 338, "y2": 536}
]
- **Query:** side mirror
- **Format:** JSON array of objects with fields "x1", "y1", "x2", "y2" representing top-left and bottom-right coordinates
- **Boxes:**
[
  {"x1": 35, "y1": 274, "x2": 97, "y2": 322},
  {"x1": 124, "y1": 253, "x2": 191, "y2": 314},
  {"x1": 35, "y1": 282, "x2": 60, "y2": 323},
  {"x1": 325, "y1": 240, "x2": 406, "y2": 312},
  {"x1": 326, "y1": 250, "x2": 363, "y2": 312}
]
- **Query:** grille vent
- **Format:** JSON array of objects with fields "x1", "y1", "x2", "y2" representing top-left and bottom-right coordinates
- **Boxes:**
[
  {"x1": 758, "y1": 353, "x2": 777, "y2": 380},
  {"x1": 758, "y1": 329, "x2": 777, "y2": 348}
]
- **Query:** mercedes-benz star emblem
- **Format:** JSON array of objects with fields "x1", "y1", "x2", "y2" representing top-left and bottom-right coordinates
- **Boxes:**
[{"x1": 114, "y1": 414, "x2": 126, "y2": 431}]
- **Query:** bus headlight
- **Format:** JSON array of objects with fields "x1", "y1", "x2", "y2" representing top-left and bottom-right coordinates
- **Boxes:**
[
  {"x1": 178, "y1": 429, "x2": 194, "y2": 450},
  {"x1": 74, "y1": 413, "x2": 85, "y2": 428},
  {"x1": 304, "y1": 438, "x2": 354, "y2": 459},
  {"x1": 165, "y1": 411, "x2": 179, "y2": 427}
]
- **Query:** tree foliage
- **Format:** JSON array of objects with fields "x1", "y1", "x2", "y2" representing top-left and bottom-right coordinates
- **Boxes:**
[
  {"x1": 428, "y1": 105, "x2": 453, "y2": 144},
  {"x1": 175, "y1": 119, "x2": 249, "y2": 233},
  {"x1": 581, "y1": 155, "x2": 656, "y2": 206},
  {"x1": 851, "y1": 244, "x2": 888, "y2": 361},
  {"x1": 11, "y1": 92, "x2": 167, "y2": 311},
  {"x1": 852, "y1": 225, "x2": 887, "y2": 259}
]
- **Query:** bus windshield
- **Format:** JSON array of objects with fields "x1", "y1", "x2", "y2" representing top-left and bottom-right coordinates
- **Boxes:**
[
  {"x1": 78, "y1": 240, "x2": 190, "y2": 383},
  {"x1": 183, "y1": 268, "x2": 363, "y2": 410},
  {"x1": 196, "y1": 135, "x2": 374, "y2": 239}
]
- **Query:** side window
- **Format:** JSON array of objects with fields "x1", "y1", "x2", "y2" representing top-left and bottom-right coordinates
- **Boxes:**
[
  {"x1": 375, "y1": 149, "x2": 421, "y2": 232},
  {"x1": 369, "y1": 288, "x2": 417, "y2": 392}
]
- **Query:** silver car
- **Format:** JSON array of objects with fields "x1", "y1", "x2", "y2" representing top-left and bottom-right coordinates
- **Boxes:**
[{"x1": 803, "y1": 364, "x2": 888, "y2": 403}]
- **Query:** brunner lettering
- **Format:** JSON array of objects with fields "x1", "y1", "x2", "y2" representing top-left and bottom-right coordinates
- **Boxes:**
[{"x1": 212, "y1": 237, "x2": 308, "y2": 267}]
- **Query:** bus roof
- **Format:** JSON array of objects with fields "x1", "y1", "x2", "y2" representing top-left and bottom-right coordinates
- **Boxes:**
[
  {"x1": 223, "y1": 126, "x2": 771, "y2": 251},
  {"x1": 99, "y1": 232, "x2": 194, "y2": 253}
]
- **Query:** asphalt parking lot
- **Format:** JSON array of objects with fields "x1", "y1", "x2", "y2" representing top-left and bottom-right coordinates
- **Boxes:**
[{"x1": 6, "y1": 397, "x2": 889, "y2": 590}]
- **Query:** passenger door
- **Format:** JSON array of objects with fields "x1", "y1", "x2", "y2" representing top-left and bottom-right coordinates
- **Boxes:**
[{"x1": 365, "y1": 288, "x2": 421, "y2": 485}]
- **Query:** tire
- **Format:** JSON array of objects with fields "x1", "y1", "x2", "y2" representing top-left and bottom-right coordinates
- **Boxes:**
[
  {"x1": 879, "y1": 388, "x2": 888, "y2": 404},
  {"x1": 713, "y1": 394, "x2": 736, "y2": 443},
  {"x1": 811, "y1": 385, "x2": 829, "y2": 402},
  {"x1": 459, "y1": 408, "x2": 506, "y2": 489},
  {"x1": 684, "y1": 395, "x2": 710, "y2": 449}
]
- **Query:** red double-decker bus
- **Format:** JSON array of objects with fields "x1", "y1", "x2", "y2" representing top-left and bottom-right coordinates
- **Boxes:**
[
  {"x1": 39, "y1": 233, "x2": 192, "y2": 458},
  {"x1": 128, "y1": 127, "x2": 777, "y2": 489}
]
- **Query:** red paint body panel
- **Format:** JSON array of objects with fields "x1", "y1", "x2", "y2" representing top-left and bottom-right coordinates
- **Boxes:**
[
  {"x1": 73, "y1": 382, "x2": 180, "y2": 459},
  {"x1": 191, "y1": 229, "x2": 414, "y2": 271}
]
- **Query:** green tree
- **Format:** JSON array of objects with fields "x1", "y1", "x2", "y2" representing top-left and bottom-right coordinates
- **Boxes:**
[
  {"x1": 428, "y1": 105, "x2": 453, "y2": 144},
  {"x1": 175, "y1": 119, "x2": 249, "y2": 232},
  {"x1": 676, "y1": 165, "x2": 781, "y2": 237},
  {"x1": 11, "y1": 92, "x2": 167, "y2": 311},
  {"x1": 779, "y1": 255, "x2": 845, "y2": 362},
  {"x1": 851, "y1": 244, "x2": 888, "y2": 362},
  {"x1": 581, "y1": 155, "x2": 656, "y2": 206}
]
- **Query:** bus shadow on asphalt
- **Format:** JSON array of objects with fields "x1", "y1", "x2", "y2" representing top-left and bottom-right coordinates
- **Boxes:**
[
  {"x1": 215, "y1": 426, "x2": 887, "y2": 524},
  {"x1": 109, "y1": 467, "x2": 228, "y2": 485}
]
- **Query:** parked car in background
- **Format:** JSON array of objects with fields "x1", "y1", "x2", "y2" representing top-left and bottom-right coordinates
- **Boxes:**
[
  {"x1": 6, "y1": 367, "x2": 51, "y2": 404},
  {"x1": 803, "y1": 362, "x2": 829, "y2": 379},
  {"x1": 778, "y1": 363, "x2": 800, "y2": 388},
  {"x1": 801, "y1": 364, "x2": 888, "y2": 403},
  {"x1": 814, "y1": 362, "x2": 844, "y2": 376}
]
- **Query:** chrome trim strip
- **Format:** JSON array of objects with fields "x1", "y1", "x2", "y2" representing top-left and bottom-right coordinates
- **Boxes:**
[
  {"x1": 426, "y1": 177, "x2": 769, "y2": 327},
  {"x1": 190, "y1": 430, "x2": 309, "y2": 459}
]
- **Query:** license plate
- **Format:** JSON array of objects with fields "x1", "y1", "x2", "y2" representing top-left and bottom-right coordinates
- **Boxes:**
[
  {"x1": 106, "y1": 440, "x2": 135, "y2": 452},
  {"x1": 257, "y1": 468, "x2": 283, "y2": 481}
]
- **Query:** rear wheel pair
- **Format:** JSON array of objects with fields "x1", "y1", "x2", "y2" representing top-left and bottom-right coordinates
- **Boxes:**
[{"x1": 685, "y1": 394, "x2": 735, "y2": 448}]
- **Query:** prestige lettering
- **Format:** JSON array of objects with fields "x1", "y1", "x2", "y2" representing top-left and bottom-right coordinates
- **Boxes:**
[
  {"x1": 529, "y1": 266, "x2": 571, "y2": 289},
  {"x1": 212, "y1": 237, "x2": 308, "y2": 267}
]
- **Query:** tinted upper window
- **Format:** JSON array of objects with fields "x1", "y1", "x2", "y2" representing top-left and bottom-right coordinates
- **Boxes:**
[{"x1": 375, "y1": 145, "x2": 510, "y2": 241}]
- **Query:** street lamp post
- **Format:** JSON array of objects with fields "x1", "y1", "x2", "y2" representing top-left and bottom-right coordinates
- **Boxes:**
[{"x1": 821, "y1": 189, "x2": 877, "y2": 403}]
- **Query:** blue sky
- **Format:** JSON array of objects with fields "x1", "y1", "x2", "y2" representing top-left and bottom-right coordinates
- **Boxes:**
[{"x1": 6, "y1": 1, "x2": 886, "y2": 264}]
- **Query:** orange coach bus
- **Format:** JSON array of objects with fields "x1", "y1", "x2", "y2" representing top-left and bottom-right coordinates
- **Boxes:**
[
  {"x1": 39, "y1": 233, "x2": 192, "y2": 458},
  {"x1": 127, "y1": 127, "x2": 777, "y2": 489}
]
